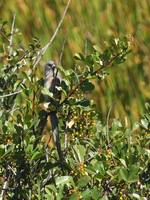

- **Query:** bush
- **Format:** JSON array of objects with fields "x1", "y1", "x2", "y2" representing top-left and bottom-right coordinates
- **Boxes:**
[{"x1": 0, "y1": 15, "x2": 150, "y2": 200}]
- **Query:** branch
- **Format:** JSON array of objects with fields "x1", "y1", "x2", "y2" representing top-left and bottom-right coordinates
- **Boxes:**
[
  {"x1": 33, "y1": 0, "x2": 71, "y2": 70},
  {"x1": 83, "y1": 32, "x2": 88, "y2": 73},
  {"x1": 106, "y1": 101, "x2": 115, "y2": 146},
  {"x1": 58, "y1": 22, "x2": 69, "y2": 65},
  {"x1": 106, "y1": 101, "x2": 116, "y2": 166},
  {"x1": 59, "y1": 50, "x2": 125, "y2": 107},
  {"x1": 0, "y1": 30, "x2": 9, "y2": 42},
  {"x1": 9, "y1": 11, "x2": 16, "y2": 57},
  {"x1": 0, "y1": 90, "x2": 22, "y2": 98},
  {"x1": 0, "y1": 167, "x2": 10, "y2": 200}
]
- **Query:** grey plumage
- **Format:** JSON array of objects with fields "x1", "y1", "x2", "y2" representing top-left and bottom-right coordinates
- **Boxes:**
[{"x1": 44, "y1": 61, "x2": 64, "y2": 174}]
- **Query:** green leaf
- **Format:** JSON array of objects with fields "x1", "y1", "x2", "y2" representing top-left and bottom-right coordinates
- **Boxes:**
[
  {"x1": 24, "y1": 114, "x2": 32, "y2": 123},
  {"x1": 94, "y1": 174, "x2": 107, "y2": 180},
  {"x1": 72, "y1": 145, "x2": 85, "y2": 163},
  {"x1": 91, "y1": 186, "x2": 98, "y2": 200},
  {"x1": 84, "y1": 55, "x2": 94, "y2": 66},
  {"x1": 118, "y1": 168, "x2": 128, "y2": 182},
  {"x1": 31, "y1": 152, "x2": 43, "y2": 160},
  {"x1": 56, "y1": 176, "x2": 73, "y2": 186},
  {"x1": 93, "y1": 45, "x2": 101, "y2": 53},
  {"x1": 129, "y1": 155, "x2": 137, "y2": 166},
  {"x1": 77, "y1": 176, "x2": 91, "y2": 188},
  {"x1": 84, "y1": 166, "x2": 96, "y2": 175},
  {"x1": 2, "y1": 20, "x2": 7, "y2": 27},
  {"x1": 42, "y1": 88, "x2": 53, "y2": 99},
  {"x1": 13, "y1": 133, "x2": 21, "y2": 144},
  {"x1": 75, "y1": 99, "x2": 90, "y2": 107},
  {"x1": 74, "y1": 53, "x2": 85, "y2": 62},
  {"x1": 45, "y1": 185, "x2": 57, "y2": 196},
  {"x1": 132, "y1": 122, "x2": 139, "y2": 132},
  {"x1": 102, "y1": 49, "x2": 111, "y2": 63},
  {"x1": 68, "y1": 97, "x2": 76, "y2": 105},
  {"x1": 145, "y1": 102, "x2": 150, "y2": 111},
  {"x1": 29, "y1": 115, "x2": 38, "y2": 129},
  {"x1": 80, "y1": 80, "x2": 95, "y2": 91},
  {"x1": 118, "y1": 165, "x2": 139, "y2": 183},
  {"x1": 119, "y1": 158, "x2": 127, "y2": 168},
  {"x1": 1, "y1": 144, "x2": 14, "y2": 158},
  {"x1": 70, "y1": 193, "x2": 78, "y2": 200},
  {"x1": 22, "y1": 71, "x2": 31, "y2": 82},
  {"x1": 57, "y1": 65, "x2": 66, "y2": 77},
  {"x1": 141, "y1": 119, "x2": 148, "y2": 129},
  {"x1": 2, "y1": 125, "x2": 7, "y2": 134},
  {"x1": 128, "y1": 165, "x2": 139, "y2": 183},
  {"x1": 0, "y1": 144, "x2": 5, "y2": 158},
  {"x1": 81, "y1": 188, "x2": 90, "y2": 198},
  {"x1": 92, "y1": 126, "x2": 97, "y2": 134},
  {"x1": 109, "y1": 39, "x2": 118, "y2": 52}
]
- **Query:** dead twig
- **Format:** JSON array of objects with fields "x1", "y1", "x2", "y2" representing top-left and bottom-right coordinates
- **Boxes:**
[
  {"x1": 33, "y1": 0, "x2": 71, "y2": 70},
  {"x1": 58, "y1": 22, "x2": 69, "y2": 66},
  {"x1": 106, "y1": 101, "x2": 116, "y2": 166},
  {"x1": 9, "y1": 11, "x2": 16, "y2": 58}
]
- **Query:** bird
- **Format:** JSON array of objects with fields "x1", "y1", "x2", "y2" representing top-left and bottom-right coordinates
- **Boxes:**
[{"x1": 44, "y1": 60, "x2": 64, "y2": 174}]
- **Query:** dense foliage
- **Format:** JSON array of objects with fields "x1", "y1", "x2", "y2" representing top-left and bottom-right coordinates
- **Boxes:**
[
  {"x1": 0, "y1": 0, "x2": 150, "y2": 125},
  {"x1": 1, "y1": 17, "x2": 150, "y2": 200}
]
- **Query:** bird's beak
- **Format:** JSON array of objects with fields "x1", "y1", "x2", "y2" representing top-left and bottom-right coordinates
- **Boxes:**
[{"x1": 52, "y1": 63, "x2": 55, "y2": 68}]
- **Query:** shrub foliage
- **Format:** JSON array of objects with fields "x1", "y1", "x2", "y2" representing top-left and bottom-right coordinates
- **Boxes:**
[{"x1": 0, "y1": 18, "x2": 150, "y2": 200}]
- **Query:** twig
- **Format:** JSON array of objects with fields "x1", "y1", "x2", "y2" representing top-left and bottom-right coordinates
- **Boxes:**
[
  {"x1": 0, "y1": 90, "x2": 23, "y2": 98},
  {"x1": 83, "y1": 32, "x2": 88, "y2": 73},
  {"x1": 106, "y1": 101, "x2": 115, "y2": 147},
  {"x1": 0, "y1": 30, "x2": 10, "y2": 42},
  {"x1": 19, "y1": 37, "x2": 43, "y2": 63},
  {"x1": 59, "y1": 50, "x2": 125, "y2": 107},
  {"x1": 58, "y1": 22, "x2": 69, "y2": 66},
  {"x1": 0, "y1": 167, "x2": 10, "y2": 200},
  {"x1": 9, "y1": 11, "x2": 16, "y2": 57},
  {"x1": 106, "y1": 101, "x2": 116, "y2": 166},
  {"x1": 33, "y1": 0, "x2": 71, "y2": 70}
]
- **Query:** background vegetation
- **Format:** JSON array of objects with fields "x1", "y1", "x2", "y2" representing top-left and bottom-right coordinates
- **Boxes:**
[{"x1": 0, "y1": 0, "x2": 150, "y2": 126}]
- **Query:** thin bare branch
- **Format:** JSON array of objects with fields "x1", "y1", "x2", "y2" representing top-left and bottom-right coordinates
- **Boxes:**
[
  {"x1": 83, "y1": 32, "x2": 88, "y2": 73},
  {"x1": 0, "y1": 30, "x2": 10, "y2": 42},
  {"x1": 33, "y1": 0, "x2": 71, "y2": 70},
  {"x1": 9, "y1": 11, "x2": 16, "y2": 57},
  {"x1": 106, "y1": 101, "x2": 116, "y2": 166},
  {"x1": 58, "y1": 22, "x2": 69, "y2": 65},
  {"x1": 106, "y1": 101, "x2": 115, "y2": 146},
  {"x1": 0, "y1": 90, "x2": 22, "y2": 99}
]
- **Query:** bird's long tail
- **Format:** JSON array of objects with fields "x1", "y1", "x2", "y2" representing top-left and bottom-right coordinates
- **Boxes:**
[{"x1": 50, "y1": 111, "x2": 64, "y2": 174}]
